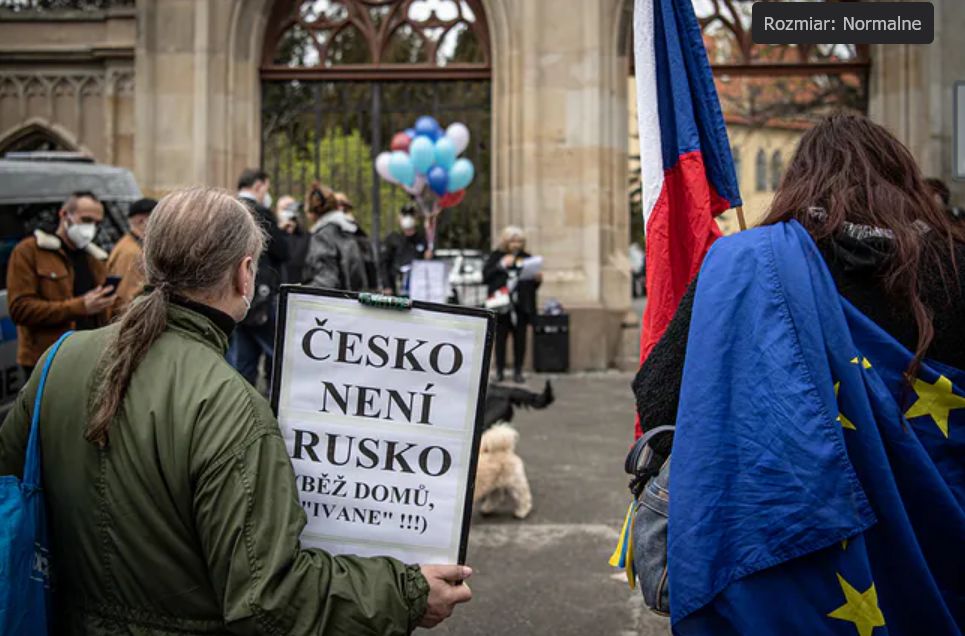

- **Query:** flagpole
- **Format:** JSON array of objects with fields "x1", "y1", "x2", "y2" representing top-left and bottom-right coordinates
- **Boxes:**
[{"x1": 735, "y1": 206, "x2": 747, "y2": 231}]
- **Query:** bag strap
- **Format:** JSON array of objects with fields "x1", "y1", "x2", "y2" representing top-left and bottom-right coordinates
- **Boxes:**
[
  {"x1": 23, "y1": 331, "x2": 74, "y2": 488},
  {"x1": 625, "y1": 424, "x2": 675, "y2": 498},
  {"x1": 624, "y1": 425, "x2": 676, "y2": 475}
]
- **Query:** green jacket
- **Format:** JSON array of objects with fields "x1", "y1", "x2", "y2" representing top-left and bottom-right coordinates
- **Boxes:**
[{"x1": 0, "y1": 302, "x2": 428, "y2": 635}]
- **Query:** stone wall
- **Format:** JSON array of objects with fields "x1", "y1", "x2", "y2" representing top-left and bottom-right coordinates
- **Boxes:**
[
  {"x1": 134, "y1": 0, "x2": 270, "y2": 196},
  {"x1": 0, "y1": 4, "x2": 135, "y2": 164},
  {"x1": 485, "y1": 0, "x2": 633, "y2": 369},
  {"x1": 870, "y1": 0, "x2": 965, "y2": 202}
]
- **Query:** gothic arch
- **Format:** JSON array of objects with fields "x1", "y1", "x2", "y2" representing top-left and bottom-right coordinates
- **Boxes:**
[{"x1": 0, "y1": 117, "x2": 85, "y2": 155}]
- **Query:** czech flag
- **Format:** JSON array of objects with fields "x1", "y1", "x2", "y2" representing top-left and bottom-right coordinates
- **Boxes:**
[{"x1": 633, "y1": 0, "x2": 742, "y2": 437}]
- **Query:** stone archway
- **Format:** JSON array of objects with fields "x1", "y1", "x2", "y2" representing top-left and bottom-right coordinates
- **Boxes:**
[
  {"x1": 131, "y1": 0, "x2": 637, "y2": 368},
  {"x1": 0, "y1": 118, "x2": 83, "y2": 155}
]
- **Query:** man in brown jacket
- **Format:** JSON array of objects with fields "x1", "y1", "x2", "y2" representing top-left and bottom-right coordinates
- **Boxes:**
[
  {"x1": 106, "y1": 197, "x2": 156, "y2": 314},
  {"x1": 6, "y1": 191, "x2": 114, "y2": 375}
]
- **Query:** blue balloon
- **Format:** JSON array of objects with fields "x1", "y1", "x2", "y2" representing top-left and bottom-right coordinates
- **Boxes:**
[
  {"x1": 414, "y1": 115, "x2": 442, "y2": 141},
  {"x1": 447, "y1": 158, "x2": 475, "y2": 192},
  {"x1": 434, "y1": 137, "x2": 457, "y2": 170},
  {"x1": 388, "y1": 151, "x2": 415, "y2": 186},
  {"x1": 409, "y1": 136, "x2": 436, "y2": 175},
  {"x1": 405, "y1": 127, "x2": 417, "y2": 139},
  {"x1": 427, "y1": 166, "x2": 449, "y2": 196}
]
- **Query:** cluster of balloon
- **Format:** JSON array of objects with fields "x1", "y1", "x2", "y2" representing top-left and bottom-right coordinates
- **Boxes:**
[{"x1": 374, "y1": 116, "x2": 475, "y2": 251}]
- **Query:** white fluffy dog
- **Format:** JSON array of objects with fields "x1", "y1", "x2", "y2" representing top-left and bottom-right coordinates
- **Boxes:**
[{"x1": 473, "y1": 423, "x2": 532, "y2": 519}]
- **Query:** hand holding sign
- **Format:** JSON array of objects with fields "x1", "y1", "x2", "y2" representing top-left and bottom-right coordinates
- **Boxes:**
[{"x1": 418, "y1": 565, "x2": 474, "y2": 628}]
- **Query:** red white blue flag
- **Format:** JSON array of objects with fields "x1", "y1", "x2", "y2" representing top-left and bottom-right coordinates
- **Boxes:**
[{"x1": 633, "y1": 0, "x2": 741, "y2": 436}]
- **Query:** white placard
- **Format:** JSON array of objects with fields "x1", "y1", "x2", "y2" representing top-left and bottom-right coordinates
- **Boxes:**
[
  {"x1": 518, "y1": 255, "x2": 543, "y2": 281},
  {"x1": 272, "y1": 287, "x2": 493, "y2": 565},
  {"x1": 408, "y1": 259, "x2": 451, "y2": 304}
]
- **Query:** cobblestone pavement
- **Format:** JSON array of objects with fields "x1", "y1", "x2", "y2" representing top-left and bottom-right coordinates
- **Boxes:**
[{"x1": 426, "y1": 371, "x2": 670, "y2": 636}]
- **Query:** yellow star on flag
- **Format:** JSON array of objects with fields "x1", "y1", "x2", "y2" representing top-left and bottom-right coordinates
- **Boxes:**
[
  {"x1": 834, "y1": 382, "x2": 857, "y2": 430},
  {"x1": 904, "y1": 374, "x2": 965, "y2": 438},
  {"x1": 850, "y1": 356, "x2": 872, "y2": 369},
  {"x1": 827, "y1": 573, "x2": 886, "y2": 636}
]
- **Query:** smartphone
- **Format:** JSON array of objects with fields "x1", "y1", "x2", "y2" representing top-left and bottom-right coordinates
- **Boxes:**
[{"x1": 105, "y1": 275, "x2": 122, "y2": 296}]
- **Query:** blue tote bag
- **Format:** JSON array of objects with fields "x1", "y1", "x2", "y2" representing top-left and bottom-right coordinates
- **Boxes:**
[{"x1": 0, "y1": 331, "x2": 72, "y2": 635}]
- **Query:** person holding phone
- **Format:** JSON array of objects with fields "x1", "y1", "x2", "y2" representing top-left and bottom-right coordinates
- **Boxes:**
[
  {"x1": 6, "y1": 191, "x2": 114, "y2": 378},
  {"x1": 107, "y1": 197, "x2": 157, "y2": 314}
]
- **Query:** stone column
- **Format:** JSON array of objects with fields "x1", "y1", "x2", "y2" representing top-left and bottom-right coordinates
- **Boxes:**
[
  {"x1": 869, "y1": 0, "x2": 965, "y2": 201},
  {"x1": 486, "y1": 0, "x2": 632, "y2": 370},
  {"x1": 134, "y1": 0, "x2": 271, "y2": 196}
]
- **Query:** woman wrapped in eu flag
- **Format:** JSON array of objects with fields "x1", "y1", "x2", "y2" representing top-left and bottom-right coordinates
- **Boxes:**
[{"x1": 632, "y1": 114, "x2": 965, "y2": 635}]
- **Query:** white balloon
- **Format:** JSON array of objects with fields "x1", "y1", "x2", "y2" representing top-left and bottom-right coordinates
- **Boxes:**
[
  {"x1": 405, "y1": 175, "x2": 426, "y2": 196},
  {"x1": 375, "y1": 151, "x2": 397, "y2": 183},
  {"x1": 445, "y1": 122, "x2": 470, "y2": 155}
]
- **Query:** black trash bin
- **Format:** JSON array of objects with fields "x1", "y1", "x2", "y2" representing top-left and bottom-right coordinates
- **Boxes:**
[{"x1": 533, "y1": 314, "x2": 569, "y2": 373}]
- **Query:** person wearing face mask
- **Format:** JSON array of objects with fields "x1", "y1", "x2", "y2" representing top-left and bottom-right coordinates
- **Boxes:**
[
  {"x1": 231, "y1": 168, "x2": 290, "y2": 387},
  {"x1": 0, "y1": 187, "x2": 473, "y2": 634},
  {"x1": 6, "y1": 190, "x2": 113, "y2": 377},
  {"x1": 106, "y1": 197, "x2": 157, "y2": 315},
  {"x1": 380, "y1": 203, "x2": 429, "y2": 295}
]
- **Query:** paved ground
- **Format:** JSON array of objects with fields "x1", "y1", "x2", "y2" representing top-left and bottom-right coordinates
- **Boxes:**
[{"x1": 426, "y1": 371, "x2": 670, "y2": 636}]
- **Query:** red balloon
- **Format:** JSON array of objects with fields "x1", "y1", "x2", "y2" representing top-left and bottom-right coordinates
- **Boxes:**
[
  {"x1": 390, "y1": 132, "x2": 411, "y2": 152},
  {"x1": 439, "y1": 190, "x2": 466, "y2": 208}
]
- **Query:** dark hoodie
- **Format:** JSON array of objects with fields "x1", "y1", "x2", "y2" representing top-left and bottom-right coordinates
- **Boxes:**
[{"x1": 633, "y1": 225, "x2": 965, "y2": 454}]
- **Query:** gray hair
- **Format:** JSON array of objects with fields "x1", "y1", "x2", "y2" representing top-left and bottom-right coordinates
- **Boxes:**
[{"x1": 87, "y1": 187, "x2": 265, "y2": 447}]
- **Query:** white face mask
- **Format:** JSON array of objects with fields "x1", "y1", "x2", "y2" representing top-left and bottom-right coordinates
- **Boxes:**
[
  {"x1": 400, "y1": 215, "x2": 417, "y2": 231},
  {"x1": 262, "y1": 192, "x2": 273, "y2": 209},
  {"x1": 238, "y1": 262, "x2": 255, "y2": 322},
  {"x1": 66, "y1": 218, "x2": 97, "y2": 250}
]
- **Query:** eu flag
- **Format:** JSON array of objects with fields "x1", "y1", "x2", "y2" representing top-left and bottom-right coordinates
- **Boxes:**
[{"x1": 669, "y1": 221, "x2": 964, "y2": 635}]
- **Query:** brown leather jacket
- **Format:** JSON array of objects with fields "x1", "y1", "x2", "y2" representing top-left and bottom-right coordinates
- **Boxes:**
[
  {"x1": 106, "y1": 233, "x2": 145, "y2": 315},
  {"x1": 6, "y1": 229, "x2": 108, "y2": 367}
]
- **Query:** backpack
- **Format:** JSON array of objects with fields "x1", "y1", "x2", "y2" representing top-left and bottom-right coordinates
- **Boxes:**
[
  {"x1": 624, "y1": 425, "x2": 675, "y2": 616},
  {"x1": 0, "y1": 331, "x2": 71, "y2": 635}
]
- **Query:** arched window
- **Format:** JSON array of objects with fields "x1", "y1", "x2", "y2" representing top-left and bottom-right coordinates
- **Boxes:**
[
  {"x1": 0, "y1": 122, "x2": 75, "y2": 155},
  {"x1": 263, "y1": 0, "x2": 491, "y2": 79},
  {"x1": 770, "y1": 150, "x2": 783, "y2": 190},
  {"x1": 755, "y1": 149, "x2": 767, "y2": 192},
  {"x1": 731, "y1": 145, "x2": 741, "y2": 184}
]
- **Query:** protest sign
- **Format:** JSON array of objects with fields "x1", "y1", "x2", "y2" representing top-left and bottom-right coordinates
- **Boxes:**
[
  {"x1": 270, "y1": 287, "x2": 494, "y2": 565},
  {"x1": 408, "y1": 260, "x2": 451, "y2": 304}
]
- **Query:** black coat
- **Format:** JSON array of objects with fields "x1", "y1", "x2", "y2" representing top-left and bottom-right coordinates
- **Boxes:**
[
  {"x1": 282, "y1": 229, "x2": 311, "y2": 285},
  {"x1": 239, "y1": 197, "x2": 289, "y2": 326},
  {"x1": 302, "y1": 216, "x2": 374, "y2": 292},
  {"x1": 483, "y1": 250, "x2": 541, "y2": 316},
  {"x1": 380, "y1": 230, "x2": 428, "y2": 293}
]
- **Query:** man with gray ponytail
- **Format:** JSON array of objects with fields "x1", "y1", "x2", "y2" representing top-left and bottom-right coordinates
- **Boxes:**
[{"x1": 0, "y1": 187, "x2": 471, "y2": 634}]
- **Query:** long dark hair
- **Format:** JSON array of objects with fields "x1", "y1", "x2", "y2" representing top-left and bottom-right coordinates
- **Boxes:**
[
  {"x1": 761, "y1": 113, "x2": 964, "y2": 380},
  {"x1": 86, "y1": 187, "x2": 265, "y2": 448}
]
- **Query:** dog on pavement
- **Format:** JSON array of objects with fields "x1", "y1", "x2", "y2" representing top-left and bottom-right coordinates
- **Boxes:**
[{"x1": 473, "y1": 423, "x2": 533, "y2": 519}]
